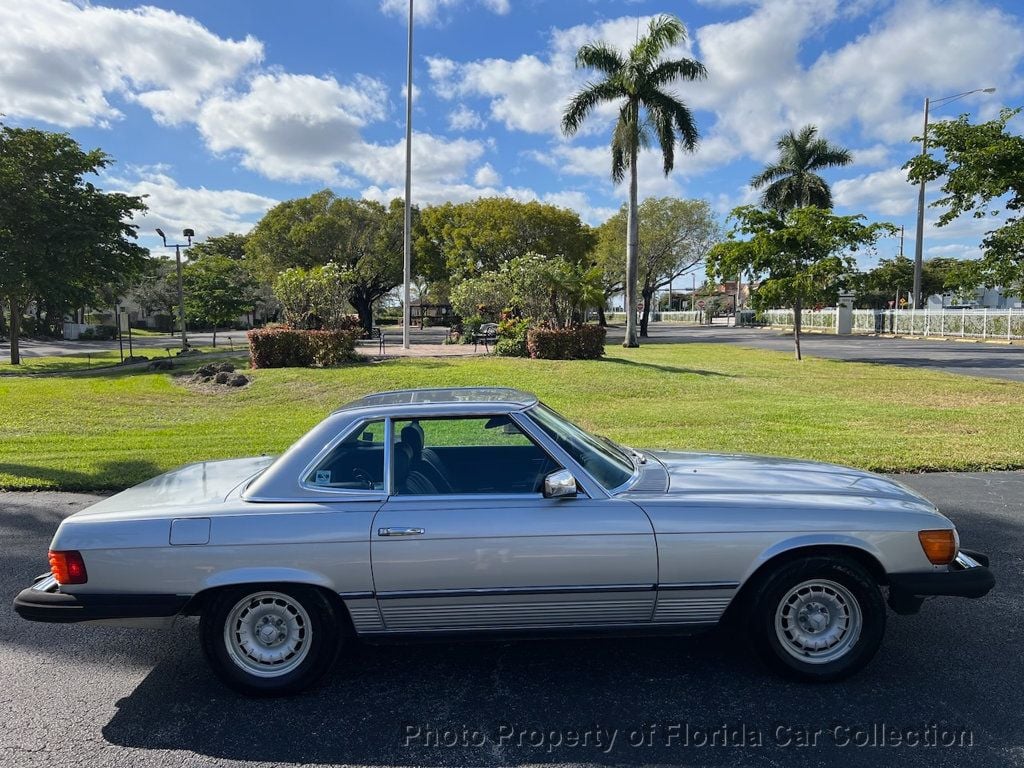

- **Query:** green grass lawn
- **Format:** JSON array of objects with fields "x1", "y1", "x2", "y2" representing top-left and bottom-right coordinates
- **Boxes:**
[
  {"x1": 1, "y1": 343, "x2": 1022, "y2": 490},
  {"x1": 0, "y1": 346, "x2": 219, "y2": 374}
]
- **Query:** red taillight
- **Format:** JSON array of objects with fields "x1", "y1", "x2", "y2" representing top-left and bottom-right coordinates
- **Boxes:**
[{"x1": 48, "y1": 550, "x2": 88, "y2": 585}]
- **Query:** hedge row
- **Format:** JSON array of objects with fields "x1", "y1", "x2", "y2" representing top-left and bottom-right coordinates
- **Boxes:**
[
  {"x1": 527, "y1": 325, "x2": 606, "y2": 360},
  {"x1": 247, "y1": 328, "x2": 360, "y2": 368}
]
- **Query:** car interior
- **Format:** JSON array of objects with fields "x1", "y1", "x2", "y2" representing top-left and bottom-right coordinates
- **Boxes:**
[{"x1": 307, "y1": 415, "x2": 560, "y2": 495}]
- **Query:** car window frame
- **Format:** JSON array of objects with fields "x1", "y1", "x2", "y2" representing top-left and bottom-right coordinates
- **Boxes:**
[
  {"x1": 387, "y1": 413, "x2": 572, "y2": 499},
  {"x1": 298, "y1": 417, "x2": 392, "y2": 497}
]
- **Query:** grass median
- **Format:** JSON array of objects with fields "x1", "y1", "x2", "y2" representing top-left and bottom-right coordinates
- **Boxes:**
[{"x1": 1, "y1": 342, "x2": 1022, "y2": 490}]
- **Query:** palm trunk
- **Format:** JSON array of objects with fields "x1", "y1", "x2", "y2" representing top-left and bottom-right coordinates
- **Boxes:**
[
  {"x1": 8, "y1": 296, "x2": 21, "y2": 365},
  {"x1": 793, "y1": 291, "x2": 803, "y2": 361},
  {"x1": 597, "y1": 305, "x2": 607, "y2": 328},
  {"x1": 623, "y1": 145, "x2": 640, "y2": 348}
]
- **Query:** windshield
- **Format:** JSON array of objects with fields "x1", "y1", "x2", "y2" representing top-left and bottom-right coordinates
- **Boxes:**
[{"x1": 527, "y1": 404, "x2": 634, "y2": 491}]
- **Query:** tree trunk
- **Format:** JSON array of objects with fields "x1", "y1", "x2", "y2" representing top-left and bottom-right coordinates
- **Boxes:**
[
  {"x1": 793, "y1": 291, "x2": 803, "y2": 361},
  {"x1": 640, "y1": 287, "x2": 654, "y2": 337},
  {"x1": 212, "y1": 326, "x2": 217, "y2": 348},
  {"x1": 623, "y1": 145, "x2": 640, "y2": 348},
  {"x1": 597, "y1": 305, "x2": 607, "y2": 328},
  {"x1": 9, "y1": 296, "x2": 21, "y2": 365},
  {"x1": 352, "y1": 297, "x2": 374, "y2": 334}
]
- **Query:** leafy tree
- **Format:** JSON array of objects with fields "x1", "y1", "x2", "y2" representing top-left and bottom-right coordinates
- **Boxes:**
[
  {"x1": 709, "y1": 206, "x2": 893, "y2": 359},
  {"x1": 131, "y1": 257, "x2": 181, "y2": 332},
  {"x1": 450, "y1": 253, "x2": 603, "y2": 329},
  {"x1": 562, "y1": 14, "x2": 706, "y2": 347},
  {"x1": 905, "y1": 107, "x2": 1024, "y2": 297},
  {"x1": 272, "y1": 264, "x2": 352, "y2": 330},
  {"x1": 417, "y1": 198, "x2": 596, "y2": 283},
  {"x1": 594, "y1": 198, "x2": 721, "y2": 336},
  {"x1": 183, "y1": 255, "x2": 258, "y2": 346},
  {"x1": 0, "y1": 123, "x2": 147, "y2": 363},
  {"x1": 186, "y1": 232, "x2": 249, "y2": 262},
  {"x1": 751, "y1": 125, "x2": 853, "y2": 211},
  {"x1": 246, "y1": 191, "x2": 414, "y2": 332}
]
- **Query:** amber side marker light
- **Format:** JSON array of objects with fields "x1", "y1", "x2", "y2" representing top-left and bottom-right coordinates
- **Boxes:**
[
  {"x1": 918, "y1": 530, "x2": 958, "y2": 565},
  {"x1": 48, "y1": 550, "x2": 87, "y2": 585}
]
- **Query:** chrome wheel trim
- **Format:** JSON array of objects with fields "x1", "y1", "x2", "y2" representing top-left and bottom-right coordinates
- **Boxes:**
[
  {"x1": 223, "y1": 591, "x2": 312, "y2": 678},
  {"x1": 774, "y1": 579, "x2": 862, "y2": 665}
]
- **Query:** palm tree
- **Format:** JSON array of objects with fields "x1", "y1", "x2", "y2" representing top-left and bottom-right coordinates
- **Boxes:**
[
  {"x1": 562, "y1": 15, "x2": 706, "y2": 347},
  {"x1": 750, "y1": 125, "x2": 852, "y2": 360},
  {"x1": 750, "y1": 125, "x2": 852, "y2": 211}
]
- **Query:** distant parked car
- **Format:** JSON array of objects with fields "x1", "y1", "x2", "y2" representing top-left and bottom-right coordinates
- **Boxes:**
[{"x1": 16, "y1": 388, "x2": 994, "y2": 695}]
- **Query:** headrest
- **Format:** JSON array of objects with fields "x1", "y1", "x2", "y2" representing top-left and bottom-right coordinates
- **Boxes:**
[{"x1": 400, "y1": 421, "x2": 424, "y2": 453}]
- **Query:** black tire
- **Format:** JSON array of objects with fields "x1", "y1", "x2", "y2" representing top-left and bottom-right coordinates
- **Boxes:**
[
  {"x1": 749, "y1": 556, "x2": 885, "y2": 682},
  {"x1": 200, "y1": 584, "x2": 342, "y2": 696}
]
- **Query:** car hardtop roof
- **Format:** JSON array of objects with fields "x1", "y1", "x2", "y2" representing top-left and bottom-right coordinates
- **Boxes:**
[{"x1": 333, "y1": 387, "x2": 539, "y2": 415}]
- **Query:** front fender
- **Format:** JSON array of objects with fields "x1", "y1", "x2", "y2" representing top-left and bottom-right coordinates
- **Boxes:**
[{"x1": 739, "y1": 532, "x2": 892, "y2": 587}]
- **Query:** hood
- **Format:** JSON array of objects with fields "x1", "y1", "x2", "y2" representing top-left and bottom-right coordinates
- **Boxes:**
[
  {"x1": 73, "y1": 456, "x2": 275, "y2": 518},
  {"x1": 648, "y1": 450, "x2": 930, "y2": 505}
]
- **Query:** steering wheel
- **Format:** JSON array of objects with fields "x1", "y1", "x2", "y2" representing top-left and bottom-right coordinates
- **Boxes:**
[{"x1": 352, "y1": 468, "x2": 374, "y2": 490}]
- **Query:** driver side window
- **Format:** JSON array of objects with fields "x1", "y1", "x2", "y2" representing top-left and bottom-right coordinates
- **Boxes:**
[
  {"x1": 305, "y1": 420, "x2": 386, "y2": 491},
  {"x1": 392, "y1": 415, "x2": 559, "y2": 496}
]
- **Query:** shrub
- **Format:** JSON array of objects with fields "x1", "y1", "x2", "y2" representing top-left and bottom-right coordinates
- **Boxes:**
[
  {"x1": 495, "y1": 317, "x2": 530, "y2": 357},
  {"x1": 248, "y1": 328, "x2": 360, "y2": 368},
  {"x1": 527, "y1": 325, "x2": 606, "y2": 360},
  {"x1": 458, "y1": 314, "x2": 485, "y2": 344},
  {"x1": 79, "y1": 325, "x2": 118, "y2": 341}
]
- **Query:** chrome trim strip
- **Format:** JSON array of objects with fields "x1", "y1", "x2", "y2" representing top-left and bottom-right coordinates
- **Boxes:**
[
  {"x1": 338, "y1": 591, "x2": 375, "y2": 600},
  {"x1": 375, "y1": 583, "x2": 657, "y2": 600},
  {"x1": 658, "y1": 581, "x2": 740, "y2": 592}
]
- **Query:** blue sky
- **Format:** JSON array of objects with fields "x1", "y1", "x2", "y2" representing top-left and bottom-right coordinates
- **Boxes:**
[{"x1": 3, "y1": 0, "x2": 1022, "y2": 267}]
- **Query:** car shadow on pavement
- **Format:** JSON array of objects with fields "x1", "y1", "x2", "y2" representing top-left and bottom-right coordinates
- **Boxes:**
[{"x1": 100, "y1": 590, "x2": 1015, "y2": 768}]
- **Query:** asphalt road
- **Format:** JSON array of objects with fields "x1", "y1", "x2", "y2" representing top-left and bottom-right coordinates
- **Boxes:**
[
  {"x1": 2, "y1": 473, "x2": 1022, "y2": 767},
  {"x1": 606, "y1": 325, "x2": 1024, "y2": 382},
  {"x1": 5, "y1": 324, "x2": 1023, "y2": 381}
]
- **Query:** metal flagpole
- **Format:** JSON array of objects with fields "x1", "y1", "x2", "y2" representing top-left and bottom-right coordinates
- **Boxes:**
[{"x1": 402, "y1": 0, "x2": 414, "y2": 349}]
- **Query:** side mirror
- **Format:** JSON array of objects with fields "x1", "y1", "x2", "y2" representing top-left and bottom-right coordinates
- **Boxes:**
[{"x1": 543, "y1": 469, "x2": 578, "y2": 499}]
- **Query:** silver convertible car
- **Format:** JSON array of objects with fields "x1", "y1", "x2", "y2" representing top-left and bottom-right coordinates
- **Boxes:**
[{"x1": 16, "y1": 387, "x2": 993, "y2": 694}]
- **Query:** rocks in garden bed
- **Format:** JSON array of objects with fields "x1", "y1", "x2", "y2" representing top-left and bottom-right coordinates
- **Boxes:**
[{"x1": 184, "y1": 361, "x2": 250, "y2": 391}]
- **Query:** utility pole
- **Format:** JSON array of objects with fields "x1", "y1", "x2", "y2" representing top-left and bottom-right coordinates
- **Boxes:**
[
  {"x1": 402, "y1": 0, "x2": 414, "y2": 350},
  {"x1": 156, "y1": 227, "x2": 195, "y2": 352}
]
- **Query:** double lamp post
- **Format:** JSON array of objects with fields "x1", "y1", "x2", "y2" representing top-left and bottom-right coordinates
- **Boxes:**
[{"x1": 155, "y1": 227, "x2": 195, "y2": 352}]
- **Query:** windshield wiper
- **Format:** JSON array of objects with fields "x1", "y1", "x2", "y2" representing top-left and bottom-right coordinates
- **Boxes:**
[{"x1": 598, "y1": 434, "x2": 645, "y2": 465}]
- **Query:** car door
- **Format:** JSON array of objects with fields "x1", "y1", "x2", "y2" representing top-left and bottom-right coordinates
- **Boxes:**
[{"x1": 369, "y1": 414, "x2": 658, "y2": 632}]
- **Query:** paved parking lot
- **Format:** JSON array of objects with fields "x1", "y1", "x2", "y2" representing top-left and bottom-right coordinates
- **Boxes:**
[
  {"x1": 609, "y1": 325, "x2": 1024, "y2": 382},
  {"x1": 1, "y1": 472, "x2": 1022, "y2": 767}
]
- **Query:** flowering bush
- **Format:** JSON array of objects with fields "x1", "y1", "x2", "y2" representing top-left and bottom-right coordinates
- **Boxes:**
[
  {"x1": 248, "y1": 328, "x2": 360, "y2": 368},
  {"x1": 526, "y1": 325, "x2": 606, "y2": 360},
  {"x1": 495, "y1": 317, "x2": 530, "y2": 357}
]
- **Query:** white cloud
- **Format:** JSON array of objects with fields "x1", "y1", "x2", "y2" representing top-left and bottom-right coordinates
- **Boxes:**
[
  {"x1": 379, "y1": 0, "x2": 510, "y2": 25},
  {"x1": 833, "y1": 166, "x2": 916, "y2": 216},
  {"x1": 196, "y1": 72, "x2": 390, "y2": 183},
  {"x1": 473, "y1": 163, "x2": 501, "y2": 186},
  {"x1": 448, "y1": 103, "x2": 486, "y2": 131},
  {"x1": 353, "y1": 132, "x2": 486, "y2": 188},
  {"x1": 103, "y1": 169, "x2": 278, "y2": 238},
  {"x1": 0, "y1": 0, "x2": 262, "y2": 127}
]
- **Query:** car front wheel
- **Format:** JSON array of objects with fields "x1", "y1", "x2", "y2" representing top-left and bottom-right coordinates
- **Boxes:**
[
  {"x1": 750, "y1": 556, "x2": 885, "y2": 682},
  {"x1": 200, "y1": 585, "x2": 342, "y2": 695}
]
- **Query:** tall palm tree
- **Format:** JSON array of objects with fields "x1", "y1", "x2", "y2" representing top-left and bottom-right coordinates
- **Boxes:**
[
  {"x1": 562, "y1": 15, "x2": 706, "y2": 347},
  {"x1": 750, "y1": 125, "x2": 851, "y2": 360},
  {"x1": 751, "y1": 125, "x2": 852, "y2": 211}
]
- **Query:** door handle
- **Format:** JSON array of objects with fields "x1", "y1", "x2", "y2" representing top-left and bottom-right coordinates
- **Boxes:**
[{"x1": 377, "y1": 527, "x2": 425, "y2": 537}]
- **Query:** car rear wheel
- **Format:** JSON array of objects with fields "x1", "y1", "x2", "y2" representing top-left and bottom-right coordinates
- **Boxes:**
[
  {"x1": 750, "y1": 556, "x2": 885, "y2": 682},
  {"x1": 200, "y1": 585, "x2": 342, "y2": 695}
]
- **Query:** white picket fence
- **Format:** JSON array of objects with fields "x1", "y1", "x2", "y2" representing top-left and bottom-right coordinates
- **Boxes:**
[{"x1": 760, "y1": 307, "x2": 1024, "y2": 340}]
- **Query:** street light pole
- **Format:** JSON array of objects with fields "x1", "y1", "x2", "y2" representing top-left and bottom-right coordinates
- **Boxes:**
[
  {"x1": 912, "y1": 87, "x2": 995, "y2": 308},
  {"x1": 402, "y1": 0, "x2": 414, "y2": 350},
  {"x1": 156, "y1": 227, "x2": 195, "y2": 352}
]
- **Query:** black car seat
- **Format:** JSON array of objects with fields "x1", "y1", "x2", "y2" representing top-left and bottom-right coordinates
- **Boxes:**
[
  {"x1": 400, "y1": 422, "x2": 453, "y2": 493},
  {"x1": 393, "y1": 441, "x2": 438, "y2": 495}
]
